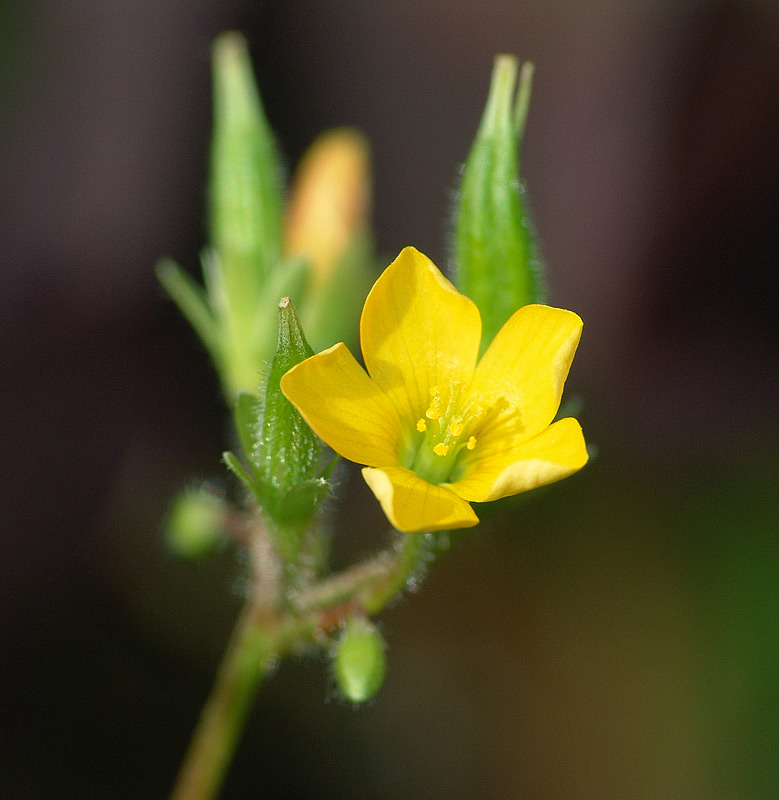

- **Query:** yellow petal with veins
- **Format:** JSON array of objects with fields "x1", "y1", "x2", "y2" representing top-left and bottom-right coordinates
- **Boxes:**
[
  {"x1": 362, "y1": 466, "x2": 479, "y2": 533},
  {"x1": 360, "y1": 247, "x2": 481, "y2": 426},
  {"x1": 472, "y1": 304, "x2": 582, "y2": 440},
  {"x1": 449, "y1": 417, "x2": 588, "y2": 502},
  {"x1": 281, "y1": 342, "x2": 399, "y2": 467}
]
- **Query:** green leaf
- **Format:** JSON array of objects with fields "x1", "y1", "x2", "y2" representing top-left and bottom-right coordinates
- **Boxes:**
[
  {"x1": 156, "y1": 258, "x2": 221, "y2": 366},
  {"x1": 455, "y1": 54, "x2": 545, "y2": 354},
  {"x1": 222, "y1": 450, "x2": 258, "y2": 496}
]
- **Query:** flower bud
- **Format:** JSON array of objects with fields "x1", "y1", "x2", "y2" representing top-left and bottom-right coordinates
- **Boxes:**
[
  {"x1": 207, "y1": 31, "x2": 289, "y2": 396},
  {"x1": 333, "y1": 618, "x2": 387, "y2": 704},
  {"x1": 159, "y1": 32, "x2": 298, "y2": 399},
  {"x1": 285, "y1": 128, "x2": 371, "y2": 289},
  {"x1": 259, "y1": 298, "x2": 318, "y2": 489},
  {"x1": 455, "y1": 55, "x2": 544, "y2": 353},
  {"x1": 285, "y1": 129, "x2": 374, "y2": 355},
  {"x1": 222, "y1": 300, "x2": 330, "y2": 560},
  {"x1": 209, "y1": 31, "x2": 283, "y2": 310},
  {"x1": 165, "y1": 487, "x2": 226, "y2": 559},
  {"x1": 257, "y1": 299, "x2": 328, "y2": 557}
]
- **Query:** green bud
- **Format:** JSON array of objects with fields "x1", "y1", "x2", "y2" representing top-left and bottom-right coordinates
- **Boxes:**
[
  {"x1": 259, "y1": 298, "x2": 318, "y2": 490},
  {"x1": 333, "y1": 618, "x2": 386, "y2": 704},
  {"x1": 209, "y1": 31, "x2": 287, "y2": 396},
  {"x1": 455, "y1": 55, "x2": 544, "y2": 354},
  {"x1": 165, "y1": 487, "x2": 226, "y2": 559},
  {"x1": 253, "y1": 298, "x2": 326, "y2": 558},
  {"x1": 210, "y1": 31, "x2": 283, "y2": 307},
  {"x1": 159, "y1": 34, "x2": 292, "y2": 399}
]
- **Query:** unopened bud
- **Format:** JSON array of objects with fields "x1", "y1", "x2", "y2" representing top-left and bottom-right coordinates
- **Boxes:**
[
  {"x1": 165, "y1": 487, "x2": 225, "y2": 559},
  {"x1": 333, "y1": 618, "x2": 387, "y2": 704},
  {"x1": 455, "y1": 55, "x2": 544, "y2": 353}
]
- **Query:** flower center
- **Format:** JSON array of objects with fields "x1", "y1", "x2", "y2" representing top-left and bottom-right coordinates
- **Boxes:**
[{"x1": 404, "y1": 381, "x2": 508, "y2": 485}]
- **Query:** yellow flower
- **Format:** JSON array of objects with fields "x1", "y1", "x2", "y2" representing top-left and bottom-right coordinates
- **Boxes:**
[{"x1": 281, "y1": 247, "x2": 588, "y2": 533}]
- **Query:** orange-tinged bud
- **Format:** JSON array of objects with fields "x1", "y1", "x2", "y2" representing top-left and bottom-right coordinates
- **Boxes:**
[{"x1": 285, "y1": 129, "x2": 371, "y2": 287}]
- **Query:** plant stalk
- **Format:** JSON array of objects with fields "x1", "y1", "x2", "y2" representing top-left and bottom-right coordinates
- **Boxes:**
[{"x1": 169, "y1": 530, "x2": 425, "y2": 800}]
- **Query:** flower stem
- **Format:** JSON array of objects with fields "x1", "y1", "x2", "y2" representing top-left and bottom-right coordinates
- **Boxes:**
[
  {"x1": 169, "y1": 530, "x2": 426, "y2": 800},
  {"x1": 169, "y1": 602, "x2": 307, "y2": 800},
  {"x1": 363, "y1": 532, "x2": 424, "y2": 613}
]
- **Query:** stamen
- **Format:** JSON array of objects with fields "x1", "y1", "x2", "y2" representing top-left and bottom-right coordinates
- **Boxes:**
[
  {"x1": 448, "y1": 420, "x2": 464, "y2": 437},
  {"x1": 409, "y1": 380, "x2": 518, "y2": 485}
]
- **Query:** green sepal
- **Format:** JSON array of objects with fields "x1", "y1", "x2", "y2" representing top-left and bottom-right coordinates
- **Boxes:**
[
  {"x1": 233, "y1": 391, "x2": 263, "y2": 465},
  {"x1": 246, "y1": 255, "x2": 311, "y2": 373},
  {"x1": 257, "y1": 298, "x2": 319, "y2": 493},
  {"x1": 333, "y1": 617, "x2": 387, "y2": 704},
  {"x1": 209, "y1": 31, "x2": 284, "y2": 359},
  {"x1": 274, "y1": 478, "x2": 330, "y2": 525},
  {"x1": 222, "y1": 450, "x2": 262, "y2": 498},
  {"x1": 251, "y1": 299, "x2": 329, "y2": 560},
  {"x1": 455, "y1": 55, "x2": 544, "y2": 354},
  {"x1": 156, "y1": 258, "x2": 222, "y2": 369}
]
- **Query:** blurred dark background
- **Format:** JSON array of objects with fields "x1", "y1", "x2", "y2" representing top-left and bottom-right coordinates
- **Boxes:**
[{"x1": 2, "y1": 1, "x2": 778, "y2": 797}]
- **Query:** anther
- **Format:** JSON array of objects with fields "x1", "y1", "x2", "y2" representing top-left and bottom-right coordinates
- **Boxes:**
[{"x1": 448, "y1": 420, "x2": 464, "y2": 437}]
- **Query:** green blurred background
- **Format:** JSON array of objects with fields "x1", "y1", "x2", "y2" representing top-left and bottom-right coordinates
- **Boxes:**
[{"x1": 1, "y1": 1, "x2": 778, "y2": 797}]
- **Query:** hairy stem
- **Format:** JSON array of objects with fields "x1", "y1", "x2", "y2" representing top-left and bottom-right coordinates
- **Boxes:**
[
  {"x1": 169, "y1": 529, "x2": 426, "y2": 800},
  {"x1": 169, "y1": 603, "x2": 305, "y2": 800}
]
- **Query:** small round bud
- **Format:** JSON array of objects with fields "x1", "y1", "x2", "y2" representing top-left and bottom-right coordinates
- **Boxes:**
[
  {"x1": 165, "y1": 487, "x2": 225, "y2": 559},
  {"x1": 333, "y1": 618, "x2": 386, "y2": 704}
]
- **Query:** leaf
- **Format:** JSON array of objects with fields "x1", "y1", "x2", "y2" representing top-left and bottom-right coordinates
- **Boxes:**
[{"x1": 156, "y1": 258, "x2": 221, "y2": 364}]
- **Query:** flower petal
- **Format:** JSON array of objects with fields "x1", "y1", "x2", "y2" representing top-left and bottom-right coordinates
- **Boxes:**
[
  {"x1": 281, "y1": 342, "x2": 399, "y2": 467},
  {"x1": 362, "y1": 465, "x2": 479, "y2": 533},
  {"x1": 472, "y1": 304, "x2": 582, "y2": 439},
  {"x1": 360, "y1": 247, "x2": 481, "y2": 425},
  {"x1": 450, "y1": 417, "x2": 588, "y2": 502}
]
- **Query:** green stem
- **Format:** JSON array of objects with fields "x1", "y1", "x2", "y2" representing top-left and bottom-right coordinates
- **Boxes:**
[
  {"x1": 169, "y1": 603, "x2": 306, "y2": 800},
  {"x1": 363, "y1": 532, "x2": 425, "y2": 614},
  {"x1": 169, "y1": 529, "x2": 426, "y2": 800}
]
